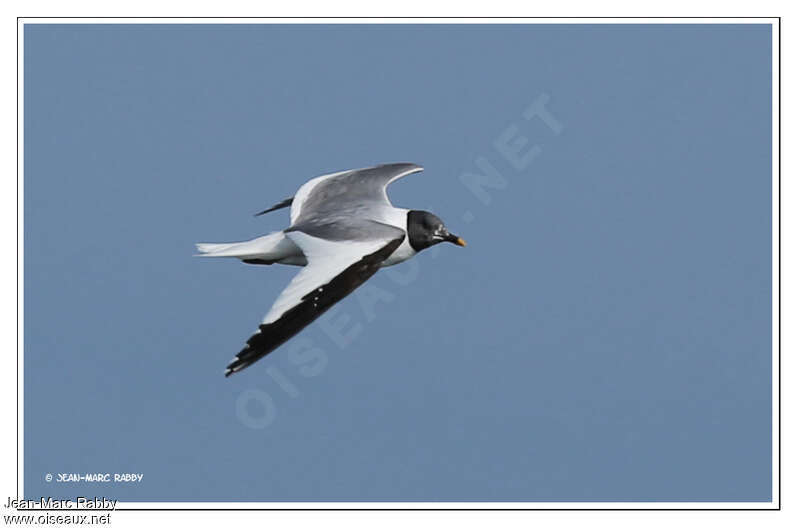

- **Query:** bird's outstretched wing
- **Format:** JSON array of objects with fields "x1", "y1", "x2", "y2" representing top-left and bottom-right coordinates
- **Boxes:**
[
  {"x1": 225, "y1": 222, "x2": 405, "y2": 376},
  {"x1": 290, "y1": 163, "x2": 423, "y2": 226}
]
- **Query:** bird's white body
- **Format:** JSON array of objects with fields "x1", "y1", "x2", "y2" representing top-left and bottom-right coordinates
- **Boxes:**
[
  {"x1": 380, "y1": 227, "x2": 418, "y2": 266},
  {"x1": 196, "y1": 216, "x2": 417, "y2": 268}
]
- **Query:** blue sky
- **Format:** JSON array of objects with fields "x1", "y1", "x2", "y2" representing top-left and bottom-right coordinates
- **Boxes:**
[{"x1": 24, "y1": 23, "x2": 772, "y2": 502}]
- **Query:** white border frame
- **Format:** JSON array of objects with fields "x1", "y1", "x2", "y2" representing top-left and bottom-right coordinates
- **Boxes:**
[{"x1": 15, "y1": 16, "x2": 780, "y2": 511}]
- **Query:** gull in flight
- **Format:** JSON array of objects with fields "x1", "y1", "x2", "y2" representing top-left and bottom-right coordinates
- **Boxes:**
[{"x1": 196, "y1": 163, "x2": 466, "y2": 376}]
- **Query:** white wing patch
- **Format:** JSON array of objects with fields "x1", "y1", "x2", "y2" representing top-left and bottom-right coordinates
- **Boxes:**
[{"x1": 261, "y1": 232, "x2": 391, "y2": 324}]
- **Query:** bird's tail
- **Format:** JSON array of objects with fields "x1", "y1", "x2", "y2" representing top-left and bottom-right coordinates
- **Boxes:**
[
  {"x1": 195, "y1": 231, "x2": 291, "y2": 260},
  {"x1": 194, "y1": 242, "x2": 239, "y2": 256}
]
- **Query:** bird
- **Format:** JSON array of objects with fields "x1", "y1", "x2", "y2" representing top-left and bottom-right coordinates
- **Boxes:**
[{"x1": 196, "y1": 162, "x2": 466, "y2": 377}]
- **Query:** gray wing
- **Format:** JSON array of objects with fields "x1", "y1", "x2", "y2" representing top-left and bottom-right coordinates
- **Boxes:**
[{"x1": 291, "y1": 162, "x2": 423, "y2": 227}]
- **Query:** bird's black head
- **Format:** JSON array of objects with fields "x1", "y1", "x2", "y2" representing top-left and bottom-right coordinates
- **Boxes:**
[{"x1": 406, "y1": 210, "x2": 467, "y2": 252}]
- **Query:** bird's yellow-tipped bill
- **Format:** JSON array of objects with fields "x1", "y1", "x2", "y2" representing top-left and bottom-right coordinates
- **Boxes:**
[{"x1": 455, "y1": 237, "x2": 467, "y2": 247}]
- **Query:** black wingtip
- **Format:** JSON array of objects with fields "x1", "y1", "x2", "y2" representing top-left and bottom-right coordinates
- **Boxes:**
[
  {"x1": 224, "y1": 355, "x2": 244, "y2": 377},
  {"x1": 254, "y1": 197, "x2": 293, "y2": 217}
]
